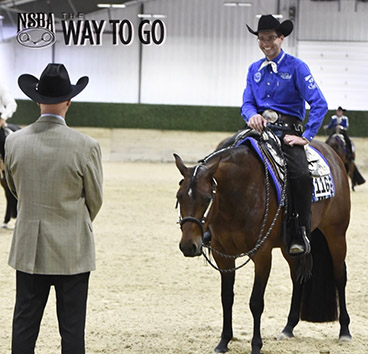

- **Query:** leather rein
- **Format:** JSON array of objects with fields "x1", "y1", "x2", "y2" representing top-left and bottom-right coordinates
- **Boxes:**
[{"x1": 176, "y1": 143, "x2": 287, "y2": 273}]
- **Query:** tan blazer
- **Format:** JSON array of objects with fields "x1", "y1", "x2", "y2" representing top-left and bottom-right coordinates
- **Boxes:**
[{"x1": 4, "y1": 115, "x2": 103, "y2": 275}]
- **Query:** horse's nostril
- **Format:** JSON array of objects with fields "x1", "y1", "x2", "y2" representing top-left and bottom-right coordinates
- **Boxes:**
[
  {"x1": 179, "y1": 241, "x2": 200, "y2": 257},
  {"x1": 191, "y1": 243, "x2": 197, "y2": 254}
]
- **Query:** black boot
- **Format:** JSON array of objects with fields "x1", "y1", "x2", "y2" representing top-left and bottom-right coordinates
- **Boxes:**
[{"x1": 288, "y1": 176, "x2": 313, "y2": 256}]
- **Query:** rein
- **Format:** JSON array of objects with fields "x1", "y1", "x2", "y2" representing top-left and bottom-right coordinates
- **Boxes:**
[{"x1": 179, "y1": 140, "x2": 287, "y2": 273}]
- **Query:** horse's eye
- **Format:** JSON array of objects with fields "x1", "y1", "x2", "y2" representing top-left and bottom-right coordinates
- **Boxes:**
[
  {"x1": 179, "y1": 179, "x2": 184, "y2": 185},
  {"x1": 204, "y1": 195, "x2": 212, "y2": 204}
]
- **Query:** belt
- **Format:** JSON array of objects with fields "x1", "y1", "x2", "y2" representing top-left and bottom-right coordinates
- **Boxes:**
[
  {"x1": 262, "y1": 110, "x2": 304, "y2": 134},
  {"x1": 279, "y1": 115, "x2": 304, "y2": 133}
]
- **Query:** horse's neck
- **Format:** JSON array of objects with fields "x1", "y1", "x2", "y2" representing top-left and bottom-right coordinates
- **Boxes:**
[
  {"x1": 210, "y1": 147, "x2": 280, "y2": 251},
  {"x1": 215, "y1": 147, "x2": 266, "y2": 218}
]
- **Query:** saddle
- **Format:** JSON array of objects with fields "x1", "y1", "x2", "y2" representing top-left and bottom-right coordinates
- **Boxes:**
[{"x1": 233, "y1": 128, "x2": 335, "y2": 203}]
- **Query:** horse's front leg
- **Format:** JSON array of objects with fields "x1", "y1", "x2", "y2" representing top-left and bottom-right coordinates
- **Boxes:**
[
  {"x1": 214, "y1": 267, "x2": 235, "y2": 353},
  {"x1": 249, "y1": 253, "x2": 272, "y2": 354}
]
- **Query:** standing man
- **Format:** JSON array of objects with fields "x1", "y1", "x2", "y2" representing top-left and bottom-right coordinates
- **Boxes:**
[
  {"x1": 241, "y1": 15, "x2": 328, "y2": 255},
  {"x1": 5, "y1": 63, "x2": 103, "y2": 353}
]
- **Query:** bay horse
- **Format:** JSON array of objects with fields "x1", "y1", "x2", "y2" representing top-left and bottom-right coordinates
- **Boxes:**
[
  {"x1": 0, "y1": 124, "x2": 21, "y2": 228},
  {"x1": 174, "y1": 137, "x2": 351, "y2": 354},
  {"x1": 326, "y1": 133, "x2": 365, "y2": 191}
]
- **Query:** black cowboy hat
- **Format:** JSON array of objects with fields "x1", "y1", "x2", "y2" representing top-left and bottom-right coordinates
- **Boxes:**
[
  {"x1": 247, "y1": 14, "x2": 293, "y2": 37},
  {"x1": 18, "y1": 63, "x2": 88, "y2": 104}
]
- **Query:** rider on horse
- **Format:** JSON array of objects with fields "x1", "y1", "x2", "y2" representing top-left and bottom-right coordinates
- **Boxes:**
[
  {"x1": 325, "y1": 106, "x2": 353, "y2": 160},
  {"x1": 241, "y1": 15, "x2": 328, "y2": 255}
]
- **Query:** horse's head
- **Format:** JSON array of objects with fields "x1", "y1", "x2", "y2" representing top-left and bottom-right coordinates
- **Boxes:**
[{"x1": 174, "y1": 153, "x2": 219, "y2": 257}]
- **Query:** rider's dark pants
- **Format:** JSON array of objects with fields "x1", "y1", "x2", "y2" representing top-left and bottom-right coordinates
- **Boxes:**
[
  {"x1": 282, "y1": 143, "x2": 313, "y2": 236},
  {"x1": 271, "y1": 116, "x2": 313, "y2": 242}
]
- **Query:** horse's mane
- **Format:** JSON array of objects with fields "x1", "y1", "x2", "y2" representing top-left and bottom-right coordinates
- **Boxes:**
[{"x1": 200, "y1": 143, "x2": 252, "y2": 167}]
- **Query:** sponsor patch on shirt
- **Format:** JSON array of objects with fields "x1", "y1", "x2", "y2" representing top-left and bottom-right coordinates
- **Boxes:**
[
  {"x1": 254, "y1": 72, "x2": 262, "y2": 83},
  {"x1": 305, "y1": 74, "x2": 317, "y2": 89},
  {"x1": 279, "y1": 72, "x2": 292, "y2": 80}
]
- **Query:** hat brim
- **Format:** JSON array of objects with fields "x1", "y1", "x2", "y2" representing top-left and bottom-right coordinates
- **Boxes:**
[
  {"x1": 247, "y1": 19, "x2": 293, "y2": 37},
  {"x1": 18, "y1": 74, "x2": 89, "y2": 104}
]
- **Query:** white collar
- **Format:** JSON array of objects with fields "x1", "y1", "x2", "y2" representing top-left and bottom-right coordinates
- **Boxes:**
[{"x1": 40, "y1": 113, "x2": 65, "y2": 121}]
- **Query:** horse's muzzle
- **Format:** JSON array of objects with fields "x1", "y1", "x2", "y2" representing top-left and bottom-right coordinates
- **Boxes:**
[{"x1": 179, "y1": 238, "x2": 202, "y2": 257}]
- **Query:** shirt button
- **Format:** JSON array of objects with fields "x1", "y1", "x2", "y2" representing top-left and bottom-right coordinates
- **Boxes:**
[
  {"x1": 267, "y1": 82, "x2": 270, "y2": 85},
  {"x1": 267, "y1": 95, "x2": 270, "y2": 97}
]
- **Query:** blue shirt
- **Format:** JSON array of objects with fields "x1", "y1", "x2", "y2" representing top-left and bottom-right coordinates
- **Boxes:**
[
  {"x1": 241, "y1": 50, "x2": 328, "y2": 141},
  {"x1": 327, "y1": 115, "x2": 349, "y2": 130}
]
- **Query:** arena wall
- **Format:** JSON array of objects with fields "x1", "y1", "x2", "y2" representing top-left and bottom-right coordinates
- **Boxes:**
[{"x1": 10, "y1": 100, "x2": 368, "y2": 137}]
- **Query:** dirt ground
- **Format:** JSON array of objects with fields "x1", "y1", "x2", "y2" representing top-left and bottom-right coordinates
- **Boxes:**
[{"x1": 1, "y1": 128, "x2": 368, "y2": 354}]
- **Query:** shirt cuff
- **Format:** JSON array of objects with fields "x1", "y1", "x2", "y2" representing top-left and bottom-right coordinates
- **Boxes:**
[{"x1": 302, "y1": 133, "x2": 313, "y2": 142}]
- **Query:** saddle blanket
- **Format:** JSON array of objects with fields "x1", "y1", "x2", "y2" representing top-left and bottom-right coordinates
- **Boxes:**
[{"x1": 235, "y1": 133, "x2": 335, "y2": 204}]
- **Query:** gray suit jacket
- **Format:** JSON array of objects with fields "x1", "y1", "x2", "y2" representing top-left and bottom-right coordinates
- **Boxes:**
[{"x1": 4, "y1": 115, "x2": 103, "y2": 275}]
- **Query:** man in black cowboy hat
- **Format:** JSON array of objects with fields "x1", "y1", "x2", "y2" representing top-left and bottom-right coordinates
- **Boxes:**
[
  {"x1": 241, "y1": 15, "x2": 328, "y2": 255},
  {"x1": 4, "y1": 63, "x2": 103, "y2": 353}
]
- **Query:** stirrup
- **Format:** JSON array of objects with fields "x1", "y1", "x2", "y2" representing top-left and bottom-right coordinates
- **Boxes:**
[
  {"x1": 301, "y1": 226, "x2": 311, "y2": 255},
  {"x1": 289, "y1": 243, "x2": 305, "y2": 255},
  {"x1": 289, "y1": 227, "x2": 311, "y2": 256}
]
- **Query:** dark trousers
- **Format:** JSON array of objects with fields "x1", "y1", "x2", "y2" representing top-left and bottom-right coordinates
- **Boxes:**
[
  {"x1": 282, "y1": 143, "x2": 313, "y2": 232},
  {"x1": 270, "y1": 117, "x2": 313, "y2": 238},
  {"x1": 12, "y1": 271, "x2": 90, "y2": 354},
  {"x1": 278, "y1": 120, "x2": 313, "y2": 239}
]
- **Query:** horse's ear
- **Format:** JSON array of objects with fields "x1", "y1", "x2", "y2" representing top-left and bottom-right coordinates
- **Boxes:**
[
  {"x1": 174, "y1": 153, "x2": 188, "y2": 177},
  {"x1": 206, "y1": 156, "x2": 221, "y2": 177}
]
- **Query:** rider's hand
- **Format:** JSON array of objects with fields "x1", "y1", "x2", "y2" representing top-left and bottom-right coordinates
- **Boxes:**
[
  {"x1": 248, "y1": 114, "x2": 267, "y2": 132},
  {"x1": 0, "y1": 118, "x2": 6, "y2": 128},
  {"x1": 283, "y1": 134, "x2": 309, "y2": 147}
]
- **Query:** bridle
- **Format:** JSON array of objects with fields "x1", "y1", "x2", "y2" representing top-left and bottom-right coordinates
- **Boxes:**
[
  {"x1": 176, "y1": 142, "x2": 287, "y2": 274},
  {"x1": 176, "y1": 165, "x2": 217, "y2": 234}
]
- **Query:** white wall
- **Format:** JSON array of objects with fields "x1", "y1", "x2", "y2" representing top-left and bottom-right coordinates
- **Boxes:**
[
  {"x1": 0, "y1": 0, "x2": 367, "y2": 111},
  {"x1": 140, "y1": 0, "x2": 257, "y2": 106},
  {"x1": 298, "y1": 0, "x2": 368, "y2": 41},
  {"x1": 299, "y1": 41, "x2": 368, "y2": 111}
]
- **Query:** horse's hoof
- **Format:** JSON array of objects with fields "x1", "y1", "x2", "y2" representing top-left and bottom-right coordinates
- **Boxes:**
[
  {"x1": 251, "y1": 350, "x2": 261, "y2": 354},
  {"x1": 339, "y1": 334, "x2": 352, "y2": 342},
  {"x1": 1, "y1": 223, "x2": 9, "y2": 229},
  {"x1": 214, "y1": 338, "x2": 230, "y2": 353},
  {"x1": 277, "y1": 331, "x2": 294, "y2": 341}
]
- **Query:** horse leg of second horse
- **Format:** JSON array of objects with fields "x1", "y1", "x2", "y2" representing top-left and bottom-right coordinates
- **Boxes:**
[
  {"x1": 249, "y1": 255, "x2": 272, "y2": 354},
  {"x1": 214, "y1": 270, "x2": 235, "y2": 353}
]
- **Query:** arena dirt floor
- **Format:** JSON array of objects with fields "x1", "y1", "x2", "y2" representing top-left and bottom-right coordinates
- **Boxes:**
[{"x1": 1, "y1": 128, "x2": 368, "y2": 354}]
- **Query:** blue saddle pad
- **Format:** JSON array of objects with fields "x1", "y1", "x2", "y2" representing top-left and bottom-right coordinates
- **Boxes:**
[{"x1": 235, "y1": 135, "x2": 335, "y2": 203}]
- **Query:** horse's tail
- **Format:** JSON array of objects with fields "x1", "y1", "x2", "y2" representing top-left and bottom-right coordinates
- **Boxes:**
[
  {"x1": 351, "y1": 162, "x2": 366, "y2": 187},
  {"x1": 300, "y1": 228, "x2": 338, "y2": 322}
]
